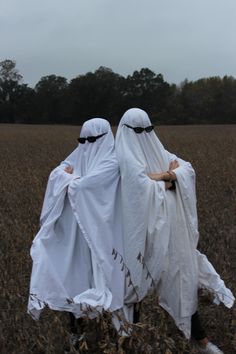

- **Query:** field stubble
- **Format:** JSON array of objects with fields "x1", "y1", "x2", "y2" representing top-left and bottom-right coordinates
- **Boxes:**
[{"x1": 0, "y1": 124, "x2": 235, "y2": 353}]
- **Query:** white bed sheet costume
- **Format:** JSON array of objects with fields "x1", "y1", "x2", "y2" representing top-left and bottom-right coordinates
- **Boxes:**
[
  {"x1": 115, "y1": 108, "x2": 234, "y2": 338},
  {"x1": 28, "y1": 118, "x2": 124, "y2": 320}
]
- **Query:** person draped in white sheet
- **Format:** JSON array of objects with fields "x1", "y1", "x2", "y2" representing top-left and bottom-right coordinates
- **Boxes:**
[
  {"x1": 115, "y1": 108, "x2": 234, "y2": 354},
  {"x1": 28, "y1": 118, "x2": 124, "y2": 333}
]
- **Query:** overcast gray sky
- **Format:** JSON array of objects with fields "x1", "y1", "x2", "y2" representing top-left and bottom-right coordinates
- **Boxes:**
[{"x1": 1, "y1": 0, "x2": 236, "y2": 87}]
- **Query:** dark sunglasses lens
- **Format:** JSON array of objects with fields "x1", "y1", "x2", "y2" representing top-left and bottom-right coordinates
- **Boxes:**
[
  {"x1": 87, "y1": 136, "x2": 96, "y2": 143},
  {"x1": 78, "y1": 137, "x2": 86, "y2": 144},
  {"x1": 145, "y1": 126, "x2": 154, "y2": 133},
  {"x1": 134, "y1": 127, "x2": 144, "y2": 134}
]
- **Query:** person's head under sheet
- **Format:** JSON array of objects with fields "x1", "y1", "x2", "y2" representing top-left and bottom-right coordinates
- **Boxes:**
[
  {"x1": 63, "y1": 118, "x2": 117, "y2": 176},
  {"x1": 115, "y1": 107, "x2": 170, "y2": 174}
]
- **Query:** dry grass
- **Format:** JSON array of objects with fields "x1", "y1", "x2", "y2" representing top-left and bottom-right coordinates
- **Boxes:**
[{"x1": 0, "y1": 124, "x2": 235, "y2": 353}]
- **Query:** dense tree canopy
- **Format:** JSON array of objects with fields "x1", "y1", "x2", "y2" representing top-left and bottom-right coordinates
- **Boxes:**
[{"x1": 0, "y1": 59, "x2": 235, "y2": 125}]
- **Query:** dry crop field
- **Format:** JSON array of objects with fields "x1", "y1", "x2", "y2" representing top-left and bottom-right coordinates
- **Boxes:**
[{"x1": 0, "y1": 124, "x2": 236, "y2": 354}]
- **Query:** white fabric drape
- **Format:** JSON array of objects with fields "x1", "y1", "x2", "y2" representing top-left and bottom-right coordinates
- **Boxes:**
[
  {"x1": 115, "y1": 108, "x2": 234, "y2": 338},
  {"x1": 28, "y1": 118, "x2": 124, "y2": 320}
]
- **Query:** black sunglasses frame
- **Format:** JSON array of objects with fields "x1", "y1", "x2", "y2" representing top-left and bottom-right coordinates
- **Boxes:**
[
  {"x1": 123, "y1": 124, "x2": 154, "y2": 134},
  {"x1": 78, "y1": 132, "x2": 107, "y2": 144}
]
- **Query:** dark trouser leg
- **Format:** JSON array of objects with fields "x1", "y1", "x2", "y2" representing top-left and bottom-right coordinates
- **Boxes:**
[
  {"x1": 133, "y1": 303, "x2": 140, "y2": 323},
  {"x1": 69, "y1": 313, "x2": 86, "y2": 334},
  {"x1": 69, "y1": 313, "x2": 78, "y2": 334},
  {"x1": 191, "y1": 311, "x2": 207, "y2": 341}
]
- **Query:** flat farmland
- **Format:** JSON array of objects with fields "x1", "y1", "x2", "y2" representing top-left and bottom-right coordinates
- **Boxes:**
[{"x1": 0, "y1": 124, "x2": 235, "y2": 354}]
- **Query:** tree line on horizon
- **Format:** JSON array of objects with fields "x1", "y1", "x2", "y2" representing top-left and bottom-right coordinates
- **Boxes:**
[{"x1": 0, "y1": 59, "x2": 235, "y2": 125}]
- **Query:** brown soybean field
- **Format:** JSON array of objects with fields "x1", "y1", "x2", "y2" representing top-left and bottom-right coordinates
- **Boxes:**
[{"x1": 0, "y1": 124, "x2": 236, "y2": 354}]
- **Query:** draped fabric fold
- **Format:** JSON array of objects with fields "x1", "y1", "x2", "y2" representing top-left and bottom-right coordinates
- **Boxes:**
[
  {"x1": 115, "y1": 108, "x2": 234, "y2": 338},
  {"x1": 28, "y1": 118, "x2": 124, "y2": 320}
]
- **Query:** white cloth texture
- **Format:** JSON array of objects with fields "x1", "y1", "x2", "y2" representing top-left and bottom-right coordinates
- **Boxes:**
[
  {"x1": 28, "y1": 118, "x2": 124, "y2": 320},
  {"x1": 115, "y1": 108, "x2": 234, "y2": 338}
]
